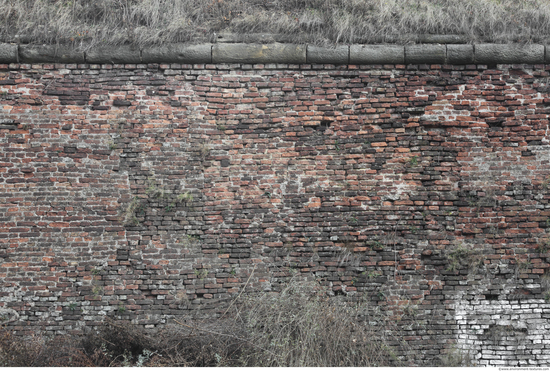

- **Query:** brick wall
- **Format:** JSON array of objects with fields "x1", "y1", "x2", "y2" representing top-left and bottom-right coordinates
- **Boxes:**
[{"x1": 1, "y1": 61, "x2": 550, "y2": 365}]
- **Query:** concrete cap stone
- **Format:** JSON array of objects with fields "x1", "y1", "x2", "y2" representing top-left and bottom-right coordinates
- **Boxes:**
[
  {"x1": 349, "y1": 45, "x2": 404, "y2": 64},
  {"x1": 212, "y1": 43, "x2": 306, "y2": 64},
  {"x1": 142, "y1": 44, "x2": 212, "y2": 63},
  {"x1": 86, "y1": 45, "x2": 141, "y2": 64},
  {"x1": 7, "y1": 42, "x2": 550, "y2": 66},
  {"x1": 475, "y1": 44, "x2": 544, "y2": 64},
  {"x1": 0, "y1": 43, "x2": 18, "y2": 63},
  {"x1": 307, "y1": 45, "x2": 349, "y2": 64},
  {"x1": 405, "y1": 44, "x2": 446, "y2": 64},
  {"x1": 447, "y1": 44, "x2": 474, "y2": 64},
  {"x1": 19, "y1": 45, "x2": 85, "y2": 63}
]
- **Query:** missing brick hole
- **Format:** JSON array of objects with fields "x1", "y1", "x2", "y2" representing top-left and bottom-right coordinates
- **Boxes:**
[
  {"x1": 0, "y1": 119, "x2": 20, "y2": 129},
  {"x1": 334, "y1": 289, "x2": 346, "y2": 296},
  {"x1": 484, "y1": 294, "x2": 499, "y2": 301},
  {"x1": 486, "y1": 118, "x2": 504, "y2": 128},
  {"x1": 407, "y1": 108, "x2": 424, "y2": 116},
  {"x1": 315, "y1": 120, "x2": 331, "y2": 132}
]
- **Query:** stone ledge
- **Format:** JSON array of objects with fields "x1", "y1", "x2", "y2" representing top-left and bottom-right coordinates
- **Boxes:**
[
  {"x1": 307, "y1": 45, "x2": 348, "y2": 64},
  {"x1": 350, "y1": 45, "x2": 404, "y2": 64},
  {"x1": 475, "y1": 44, "x2": 545, "y2": 64},
  {"x1": 0, "y1": 43, "x2": 18, "y2": 63},
  {"x1": 405, "y1": 44, "x2": 446, "y2": 64},
  {"x1": 20, "y1": 45, "x2": 85, "y2": 63},
  {"x1": 447, "y1": 44, "x2": 474, "y2": 65},
  {"x1": 86, "y1": 45, "x2": 141, "y2": 64},
  {"x1": 212, "y1": 43, "x2": 306, "y2": 64},
  {"x1": 142, "y1": 44, "x2": 212, "y2": 64},
  {"x1": 5, "y1": 43, "x2": 550, "y2": 65}
]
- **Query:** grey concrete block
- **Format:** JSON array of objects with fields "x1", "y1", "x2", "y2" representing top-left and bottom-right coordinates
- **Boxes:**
[
  {"x1": 546, "y1": 46, "x2": 550, "y2": 64},
  {"x1": 142, "y1": 44, "x2": 212, "y2": 64},
  {"x1": 447, "y1": 44, "x2": 474, "y2": 64},
  {"x1": 212, "y1": 43, "x2": 306, "y2": 64},
  {"x1": 307, "y1": 45, "x2": 349, "y2": 64},
  {"x1": 475, "y1": 44, "x2": 544, "y2": 64},
  {"x1": 0, "y1": 43, "x2": 18, "y2": 63},
  {"x1": 19, "y1": 45, "x2": 84, "y2": 63},
  {"x1": 349, "y1": 45, "x2": 404, "y2": 64},
  {"x1": 86, "y1": 45, "x2": 141, "y2": 64},
  {"x1": 405, "y1": 44, "x2": 446, "y2": 64}
]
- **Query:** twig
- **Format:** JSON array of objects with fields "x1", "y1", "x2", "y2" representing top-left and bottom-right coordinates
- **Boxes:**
[
  {"x1": 221, "y1": 264, "x2": 256, "y2": 318},
  {"x1": 172, "y1": 318, "x2": 278, "y2": 358}
]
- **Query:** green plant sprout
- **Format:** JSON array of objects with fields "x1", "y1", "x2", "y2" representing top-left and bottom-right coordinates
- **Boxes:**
[
  {"x1": 91, "y1": 268, "x2": 101, "y2": 276},
  {"x1": 445, "y1": 243, "x2": 484, "y2": 272},
  {"x1": 517, "y1": 258, "x2": 532, "y2": 273},
  {"x1": 363, "y1": 270, "x2": 382, "y2": 279},
  {"x1": 537, "y1": 239, "x2": 550, "y2": 254},
  {"x1": 120, "y1": 197, "x2": 141, "y2": 226},
  {"x1": 177, "y1": 191, "x2": 193, "y2": 204},
  {"x1": 370, "y1": 241, "x2": 384, "y2": 250},
  {"x1": 195, "y1": 269, "x2": 209, "y2": 279},
  {"x1": 199, "y1": 143, "x2": 211, "y2": 158}
]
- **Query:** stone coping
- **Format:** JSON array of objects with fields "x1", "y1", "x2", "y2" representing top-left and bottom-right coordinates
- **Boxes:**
[{"x1": 0, "y1": 43, "x2": 549, "y2": 65}]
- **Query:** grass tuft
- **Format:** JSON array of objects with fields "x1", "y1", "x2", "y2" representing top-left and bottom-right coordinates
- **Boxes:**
[{"x1": 1, "y1": 0, "x2": 550, "y2": 47}]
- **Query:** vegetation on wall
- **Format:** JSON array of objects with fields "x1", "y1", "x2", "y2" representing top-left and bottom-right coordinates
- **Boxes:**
[
  {"x1": 0, "y1": 279, "x2": 417, "y2": 367},
  {"x1": 0, "y1": 0, "x2": 549, "y2": 47}
]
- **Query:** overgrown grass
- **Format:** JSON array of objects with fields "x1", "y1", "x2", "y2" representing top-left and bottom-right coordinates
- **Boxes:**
[
  {"x1": 1, "y1": 0, "x2": 550, "y2": 48},
  {"x1": 237, "y1": 278, "x2": 409, "y2": 366},
  {"x1": 0, "y1": 279, "x2": 412, "y2": 366},
  {"x1": 0, "y1": 326, "x2": 107, "y2": 367}
]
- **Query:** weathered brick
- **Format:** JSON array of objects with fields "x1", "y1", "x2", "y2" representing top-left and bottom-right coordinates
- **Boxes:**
[{"x1": 1, "y1": 62, "x2": 550, "y2": 366}]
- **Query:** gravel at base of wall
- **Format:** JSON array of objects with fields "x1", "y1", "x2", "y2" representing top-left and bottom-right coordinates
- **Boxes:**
[{"x1": 0, "y1": 43, "x2": 548, "y2": 65}]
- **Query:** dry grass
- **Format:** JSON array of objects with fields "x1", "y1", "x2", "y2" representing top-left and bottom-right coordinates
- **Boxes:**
[
  {"x1": 1, "y1": 0, "x2": 549, "y2": 48},
  {"x1": 235, "y1": 278, "x2": 410, "y2": 366},
  {"x1": 0, "y1": 326, "x2": 104, "y2": 367},
  {"x1": 0, "y1": 279, "x2": 412, "y2": 367}
]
